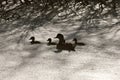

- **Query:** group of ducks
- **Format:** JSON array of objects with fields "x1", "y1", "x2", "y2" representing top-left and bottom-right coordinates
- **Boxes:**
[{"x1": 29, "y1": 33, "x2": 86, "y2": 52}]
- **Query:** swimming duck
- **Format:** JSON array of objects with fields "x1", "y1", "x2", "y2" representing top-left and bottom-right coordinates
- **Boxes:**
[
  {"x1": 73, "y1": 38, "x2": 86, "y2": 46},
  {"x1": 47, "y1": 38, "x2": 56, "y2": 45},
  {"x1": 55, "y1": 33, "x2": 65, "y2": 44},
  {"x1": 55, "y1": 33, "x2": 75, "y2": 51},
  {"x1": 29, "y1": 36, "x2": 41, "y2": 44}
]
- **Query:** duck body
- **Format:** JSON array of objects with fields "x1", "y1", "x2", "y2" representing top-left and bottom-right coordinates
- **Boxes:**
[
  {"x1": 30, "y1": 41, "x2": 41, "y2": 44},
  {"x1": 56, "y1": 43, "x2": 75, "y2": 51},
  {"x1": 55, "y1": 33, "x2": 75, "y2": 51},
  {"x1": 47, "y1": 38, "x2": 56, "y2": 45},
  {"x1": 73, "y1": 38, "x2": 86, "y2": 46},
  {"x1": 29, "y1": 36, "x2": 41, "y2": 44}
]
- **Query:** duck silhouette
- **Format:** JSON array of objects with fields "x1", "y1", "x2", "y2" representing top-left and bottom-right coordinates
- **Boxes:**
[
  {"x1": 29, "y1": 36, "x2": 41, "y2": 44},
  {"x1": 73, "y1": 38, "x2": 86, "y2": 46},
  {"x1": 47, "y1": 38, "x2": 56, "y2": 45},
  {"x1": 55, "y1": 33, "x2": 65, "y2": 44},
  {"x1": 55, "y1": 33, "x2": 75, "y2": 51}
]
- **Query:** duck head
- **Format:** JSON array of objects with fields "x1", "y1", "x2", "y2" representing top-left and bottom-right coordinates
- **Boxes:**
[
  {"x1": 73, "y1": 38, "x2": 77, "y2": 41},
  {"x1": 29, "y1": 36, "x2": 35, "y2": 41},
  {"x1": 55, "y1": 33, "x2": 64, "y2": 40},
  {"x1": 47, "y1": 38, "x2": 52, "y2": 43},
  {"x1": 73, "y1": 38, "x2": 77, "y2": 44},
  {"x1": 55, "y1": 33, "x2": 65, "y2": 44}
]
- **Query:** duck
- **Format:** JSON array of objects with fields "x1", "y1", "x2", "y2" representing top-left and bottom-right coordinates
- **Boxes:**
[
  {"x1": 55, "y1": 33, "x2": 65, "y2": 44},
  {"x1": 29, "y1": 36, "x2": 41, "y2": 44},
  {"x1": 55, "y1": 33, "x2": 76, "y2": 51},
  {"x1": 47, "y1": 38, "x2": 56, "y2": 45},
  {"x1": 73, "y1": 38, "x2": 86, "y2": 46}
]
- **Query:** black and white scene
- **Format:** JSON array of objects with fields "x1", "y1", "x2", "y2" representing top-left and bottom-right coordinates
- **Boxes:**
[{"x1": 0, "y1": 0, "x2": 120, "y2": 80}]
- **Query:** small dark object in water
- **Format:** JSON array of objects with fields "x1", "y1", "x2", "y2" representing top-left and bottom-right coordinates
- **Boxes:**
[
  {"x1": 29, "y1": 36, "x2": 41, "y2": 44},
  {"x1": 55, "y1": 33, "x2": 76, "y2": 51},
  {"x1": 47, "y1": 38, "x2": 56, "y2": 45}
]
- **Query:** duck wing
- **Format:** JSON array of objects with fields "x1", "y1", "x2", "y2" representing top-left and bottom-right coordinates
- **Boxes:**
[
  {"x1": 64, "y1": 43, "x2": 75, "y2": 51},
  {"x1": 31, "y1": 41, "x2": 41, "y2": 44}
]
